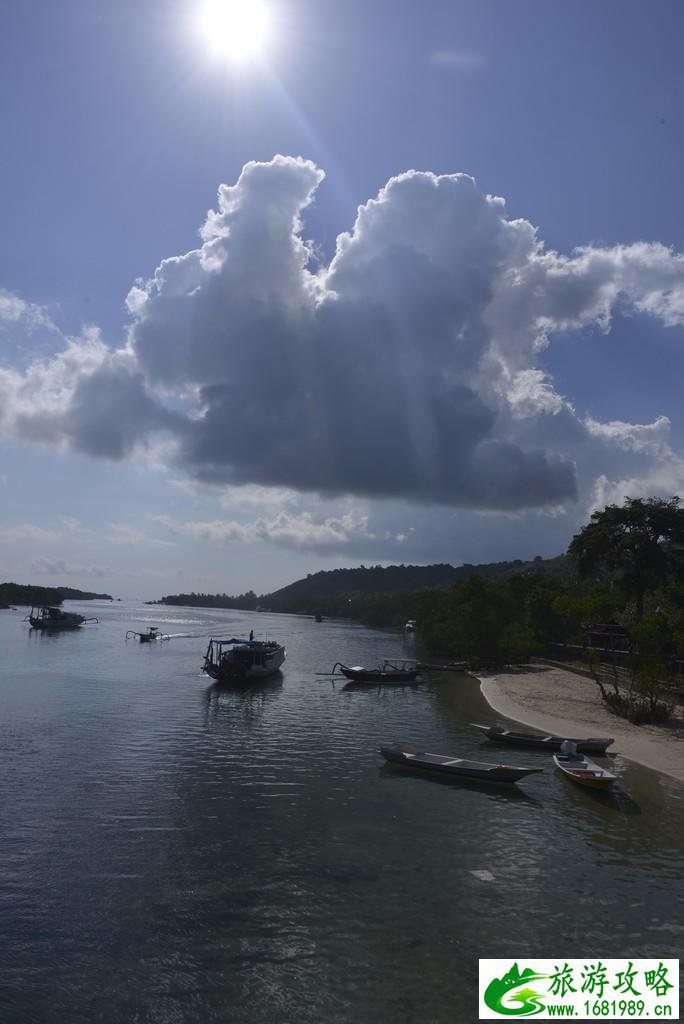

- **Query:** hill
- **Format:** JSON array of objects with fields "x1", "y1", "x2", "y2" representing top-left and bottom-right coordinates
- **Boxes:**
[
  {"x1": 0, "y1": 582, "x2": 113, "y2": 607},
  {"x1": 153, "y1": 555, "x2": 573, "y2": 614},
  {"x1": 264, "y1": 556, "x2": 573, "y2": 614}
]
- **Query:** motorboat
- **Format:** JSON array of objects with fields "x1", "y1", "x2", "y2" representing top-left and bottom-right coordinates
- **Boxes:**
[
  {"x1": 333, "y1": 660, "x2": 419, "y2": 683},
  {"x1": 404, "y1": 619, "x2": 417, "y2": 632},
  {"x1": 380, "y1": 745, "x2": 543, "y2": 783},
  {"x1": 553, "y1": 753, "x2": 616, "y2": 789},
  {"x1": 471, "y1": 723, "x2": 614, "y2": 755},
  {"x1": 26, "y1": 606, "x2": 98, "y2": 630},
  {"x1": 203, "y1": 637, "x2": 286, "y2": 684}
]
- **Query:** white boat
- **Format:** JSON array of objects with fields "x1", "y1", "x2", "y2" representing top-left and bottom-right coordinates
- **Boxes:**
[
  {"x1": 203, "y1": 637, "x2": 286, "y2": 684},
  {"x1": 404, "y1": 619, "x2": 417, "y2": 632},
  {"x1": 553, "y1": 753, "x2": 616, "y2": 790}
]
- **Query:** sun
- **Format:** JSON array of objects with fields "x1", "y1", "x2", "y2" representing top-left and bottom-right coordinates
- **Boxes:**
[{"x1": 199, "y1": 0, "x2": 270, "y2": 62}]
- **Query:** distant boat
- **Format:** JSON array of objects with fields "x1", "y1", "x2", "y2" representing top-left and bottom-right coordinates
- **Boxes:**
[
  {"x1": 26, "y1": 606, "x2": 98, "y2": 630},
  {"x1": 314, "y1": 614, "x2": 323, "y2": 622},
  {"x1": 553, "y1": 753, "x2": 616, "y2": 790},
  {"x1": 471, "y1": 724, "x2": 614, "y2": 755},
  {"x1": 404, "y1": 619, "x2": 417, "y2": 632},
  {"x1": 126, "y1": 627, "x2": 168, "y2": 643},
  {"x1": 380, "y1": 745, "x2": 543, "y2": 784},
  {"x1": 203, "y1": 637, "x2": 286, "y2": 684},
  {"x1": 333, "y1": 660, "x2": 419, "y2": 683}
]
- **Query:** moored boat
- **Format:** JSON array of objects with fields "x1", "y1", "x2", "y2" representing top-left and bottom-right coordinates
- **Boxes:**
[
  {"x1": 471, "y1": 723, "x2": 614, "y2": 755},
  {"x1": 553, "y1": 752, "x2": 616, "y2": 790},
  {"x1": 380, "y1": 745, "x2": 543, "y2": 783},
  {"x1": 203, "y1": 637, "x2": 286, "y2": 684},
  {"x1": 26, "y1": 606, "x2": 98, "y2": 630},
  {"x1": 333, "y1": 660, "x2": 419, "y2": 683}
]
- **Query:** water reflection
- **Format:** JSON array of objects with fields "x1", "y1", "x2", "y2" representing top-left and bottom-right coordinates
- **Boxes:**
[
  {"x1": 0, "y1": 603, "x2": 682, "y2": 1024},
  {"x1": 379, "y1": 763, "x2": 539, "y2": 803},
  {"x1": 202, "y1": 675, "x2": 284, "y2": 727}
]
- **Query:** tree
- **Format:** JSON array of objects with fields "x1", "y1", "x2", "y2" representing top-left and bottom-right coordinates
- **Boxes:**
[{"x1": 568, "y1": 497, "x2": 684, "y2": 617}]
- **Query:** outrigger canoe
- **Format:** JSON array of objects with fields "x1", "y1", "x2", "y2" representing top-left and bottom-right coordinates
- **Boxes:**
[
  {"x1": 471, "y1": 723, "x2": 614, "y2": 755},
  {"x1": 380, "y1": 745, "x2": 543, "y2": 784},
  {"x1": 126, "y1": 627, "x2": 169, "y2": 643},
  {"x1": 333, "y1": 661, "x2": 419, "y2": 683},
  {"x1": 553, "y1": 753, "x2": 616, "y2": 790}
]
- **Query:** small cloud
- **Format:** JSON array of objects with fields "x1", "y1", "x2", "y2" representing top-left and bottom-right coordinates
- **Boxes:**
[
  {"x1": 30, "y1": 557, "x2": 107, "y2": 578},
  {"x1": 106, "y1": 522, "x2": 176, "y2": 548},
  {"x1": 4, "y1": 523, "x2": 61, "y2": 542},
  {"x1": 58, "y1": 515, "x2": 83, "y2": 533},
  {"x1": 430, "y1": 50, "x2": 486, "y2": 72}
]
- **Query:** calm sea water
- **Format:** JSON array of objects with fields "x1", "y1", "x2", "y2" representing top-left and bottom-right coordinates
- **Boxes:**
[{"x1": 0, "y1": 601, "x2": 682, "y2": 1024}]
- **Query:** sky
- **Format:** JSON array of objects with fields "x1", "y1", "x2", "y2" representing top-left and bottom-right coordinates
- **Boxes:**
[{"x1": 1, "y1": 0, "x2": 684, "y2": 599}]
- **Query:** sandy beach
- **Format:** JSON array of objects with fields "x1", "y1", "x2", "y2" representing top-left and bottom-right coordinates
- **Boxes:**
[{"x1": 479, "y1": 664, "x2": 684, "y2": 784}]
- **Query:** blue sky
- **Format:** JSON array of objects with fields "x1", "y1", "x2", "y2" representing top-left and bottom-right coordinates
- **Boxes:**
[{"x1": 1, "y1": 0, "x2": 684, "y2": 597}]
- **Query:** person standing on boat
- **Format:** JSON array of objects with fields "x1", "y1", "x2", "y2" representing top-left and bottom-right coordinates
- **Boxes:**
[
  {"x1": 560, "y1": 739, "x2": 581, "y2": 761},
  {"x1": 249, "y1": 629, "x2": 254, "y2": 641}
]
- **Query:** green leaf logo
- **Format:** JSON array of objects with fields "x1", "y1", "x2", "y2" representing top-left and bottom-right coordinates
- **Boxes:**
[{"x1": 484, "y1": 964, "x2": 549, "y2": 1016}]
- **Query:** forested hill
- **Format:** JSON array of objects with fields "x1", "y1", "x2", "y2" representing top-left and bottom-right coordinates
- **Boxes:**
[
  {"x1": 0, "y1": 582, "x2": 112, "y2": 607},
  {"x1": 269, "y1": 563, "x2": 461, "y2": 602},
  {"x1": 153, "y1": 555, "x2": 572, "y2": 612},
  {"x1": 264, "y1": 556, "x2": 572, "y2": 612}
]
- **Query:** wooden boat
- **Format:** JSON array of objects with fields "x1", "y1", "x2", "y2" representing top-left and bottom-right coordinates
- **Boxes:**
[
  {"x1": 380, "y1": 745, "x2": 543, "y2": 783},
  {"x1": 314, "y1": 614, "x2": 323, "y2": 623},
  {"x1": 126, "y1": 627, "x2": 168, "y2": 643},
  {"x1": 553, "y1": 753, "x2": 616, "y2": 790},
  {"x1": 26, "y1": 606, "x2": 98, "y2": 630},
  {"x1": 203, "y1": 637, "x2": 286, "y2": 684},
  {"x1": 333, "y1": 660, "x2": 419, "y2": 683},
  {"x1": 471, "y1": 723, "x2": 614, "y2": 755}
]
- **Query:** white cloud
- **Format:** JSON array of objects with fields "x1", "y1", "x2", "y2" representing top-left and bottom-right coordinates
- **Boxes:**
[
  {"x1": 218, "y1": 483, "x2": 299, "y2": 509},
  {"x1": 154, "y1": 508, "x2": 373, "y2": 554},
  {"x1": 3, "y1": 524, "x2": 61, "y2": 542}
]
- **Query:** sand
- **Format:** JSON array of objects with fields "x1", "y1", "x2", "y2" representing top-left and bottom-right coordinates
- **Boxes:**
[{"x1": 479, "y1": 664, "x2": 684, "y2": 784}]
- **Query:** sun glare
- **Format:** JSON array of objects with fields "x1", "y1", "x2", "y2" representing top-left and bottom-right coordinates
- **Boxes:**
[{"x1": 200, "y1": 0, "x2": 270, "y2": 62}]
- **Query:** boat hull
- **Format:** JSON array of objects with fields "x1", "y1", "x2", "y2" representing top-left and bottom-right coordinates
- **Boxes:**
[
  {"x1": 29, "y1": 615, "x2": 85, "y2": 630},
  {"x1": 380, "y1": 746, "x2": 542, "y2": 784},
  {"x1": 341, "y1": 669, "x2": 418, "y2": 683},
  {"x1": 471, "y1": 724, "x2": 613, "y2": 755}
]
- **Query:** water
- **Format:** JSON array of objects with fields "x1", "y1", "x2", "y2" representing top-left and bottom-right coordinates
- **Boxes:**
[{"x1": 0, "y1": 601, "x2": 682, "y2": 1023}]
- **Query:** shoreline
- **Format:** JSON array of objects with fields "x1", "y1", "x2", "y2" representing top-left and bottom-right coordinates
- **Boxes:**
[{"x1": 478, "y1": 666, "x2": 684, "y2": 784}]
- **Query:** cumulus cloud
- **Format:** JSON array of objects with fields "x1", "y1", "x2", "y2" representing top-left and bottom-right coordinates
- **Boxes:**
[
  {"x1": 2, "y1": 156, "x2": 684, "y2": 520},
  {"x1": 153, "y1": 508, "x2": 375, "y2": 554}
]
